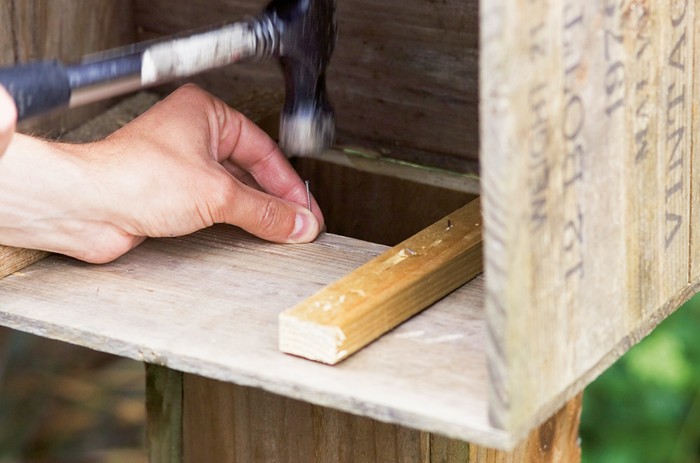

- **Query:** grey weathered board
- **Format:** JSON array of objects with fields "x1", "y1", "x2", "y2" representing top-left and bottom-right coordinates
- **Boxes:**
[
  {"x1": 0, "y1": 229, "x2": 502, "y2": 447},
  {"x1": 480, "y1": 0, "x2": 700, "y2": 436}
]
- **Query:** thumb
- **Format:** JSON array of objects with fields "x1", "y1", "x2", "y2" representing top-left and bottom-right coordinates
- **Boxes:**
[
  {"x1": 0, "y1": 85, "x2": 17, "y2": 155},
  {"x1": 222, "y1": 181, "x2": 321, "y2": 244}
]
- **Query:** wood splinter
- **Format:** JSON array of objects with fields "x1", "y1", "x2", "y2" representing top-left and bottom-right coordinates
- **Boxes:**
[{"x1": 279, "y1": 197, "x2": 483, "y2": 364}]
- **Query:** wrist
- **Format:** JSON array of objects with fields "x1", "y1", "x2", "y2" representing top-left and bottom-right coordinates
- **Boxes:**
[{"x1": 0, "y1": 135, "x2": 132, "y2": 262}]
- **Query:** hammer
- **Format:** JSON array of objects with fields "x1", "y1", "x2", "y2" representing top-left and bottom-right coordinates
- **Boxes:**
[{"x1": 0, "y1": 0, "x2": 337, "y2": 156}]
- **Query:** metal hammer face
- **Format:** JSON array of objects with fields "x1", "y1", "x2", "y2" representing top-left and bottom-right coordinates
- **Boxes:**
[{"x1": 264, "y1": 0, "x2": 337, "y2": 156}]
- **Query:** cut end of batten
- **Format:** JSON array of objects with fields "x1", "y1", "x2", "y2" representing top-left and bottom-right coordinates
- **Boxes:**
[{"x1": 279, "y1": 313, "x2": 348, "y2": 365}]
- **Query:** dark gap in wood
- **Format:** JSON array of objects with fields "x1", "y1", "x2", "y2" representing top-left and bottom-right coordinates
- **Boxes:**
[{"x1": 292, "y1": 157, "x2": 476, "y2": 246}]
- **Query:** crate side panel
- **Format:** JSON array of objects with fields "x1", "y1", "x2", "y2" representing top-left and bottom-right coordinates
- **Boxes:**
[
  {"x1": 691, "y1": 2, "x2": 700, "y2": 280},
  {"x1": 481, "y1": 0, "x2": 695, "y2": 435}
]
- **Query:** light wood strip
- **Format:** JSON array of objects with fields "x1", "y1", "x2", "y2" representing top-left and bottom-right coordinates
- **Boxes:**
[
  {"x1": 279, "y1": 198, "x2": 482, "y2": 364},
  {"x1": 0, "y1": 247, "x2": 49, "y2": 280}
]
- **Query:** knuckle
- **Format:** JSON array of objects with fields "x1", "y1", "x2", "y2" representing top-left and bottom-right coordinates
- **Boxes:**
[
  {"x1": 211, "y1": 180, "x2": 237, "y2": 222},
  {"x1": 172, "y1": 83, "x2": 208, "y2": 105},
  {"x1": 174, "y1": 82, "x2": 202, "y2": 96},
  {"x1": 257, "y1": 199, "x2": 283, "y2": 234}
]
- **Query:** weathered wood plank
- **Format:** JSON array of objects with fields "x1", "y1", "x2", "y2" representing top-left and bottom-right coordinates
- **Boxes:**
[
  {"x1": 183, "y1": 375, "x2": 430, "y2": 462},
  {"x1": 0, "y1": 228, "x2": 502, "y2": 447},
  {"x1": 468, "y1": 393, "x2": 582, "y2": 463},
  {"x1": 146, "y1": 364, "x2": 183, "y2": 463},
  {"x1": 295, "y1": 148, "x2": 480, "y2": 195},
  {"x1": 279, "y1": 199, "x2": 482, "y2": 364},
  {"x1": 625, "y1": 1, "x2": 662, "y2": 321},
  {"x1": 132, "y1": 0, "x2": 478, "y2": 172},
  {"x1": 657, "y1": 0, "x2": 693, "y2": 318},
  {"x1": 480, "y1": 0, "x2": 698, "y2": 438},
  {"x1": 182, "y1": 374, "x2": 581, "y2": 462},
  {"x1": 690, "y1": 2, "x2": 700, "y2": 282}
]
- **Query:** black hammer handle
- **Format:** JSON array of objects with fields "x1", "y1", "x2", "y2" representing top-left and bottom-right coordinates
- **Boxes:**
[
  {"x1": 0, "y1": 54, "x2": 143, "y2": 121},
  {"x1": 0, "y1": 61, "x2": 72, "y2": 120},
  {"x1": 0, "y1": 19, "x2": 274, "y2": 122}
]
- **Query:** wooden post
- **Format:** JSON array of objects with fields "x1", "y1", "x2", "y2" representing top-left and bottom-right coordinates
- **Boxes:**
[
  {"x1": 146, "y1": 364, "x2": 183, "y2": 463},
  {"x1": 148, "y1": 372, "x2": 582, "y2": 463}
]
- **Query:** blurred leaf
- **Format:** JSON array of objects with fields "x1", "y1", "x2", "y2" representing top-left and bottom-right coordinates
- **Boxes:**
[
  {"x1": 582, "y1": 296, "x2": 700, "y2": 463},
  {"x1": 626, "y1": 332, "x2": 691, "y2": 390}
]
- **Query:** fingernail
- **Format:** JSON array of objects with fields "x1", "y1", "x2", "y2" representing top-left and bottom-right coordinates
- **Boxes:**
[{"x1": 289, "y1": 210, "x2": 319, "y2": 243}]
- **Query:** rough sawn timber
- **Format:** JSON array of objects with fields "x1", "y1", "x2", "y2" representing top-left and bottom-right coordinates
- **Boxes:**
[
  {"x1": 181, "y1": 376, "x2": 582, "y2": 463},
  {"x1": 279, "y1": 198, "x2": 482, "y2": 364}
]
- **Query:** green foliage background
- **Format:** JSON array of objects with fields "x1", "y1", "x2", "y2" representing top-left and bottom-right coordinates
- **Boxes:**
[{"x1": 581, "y1": 295, "x2": 700, "y2": 462}]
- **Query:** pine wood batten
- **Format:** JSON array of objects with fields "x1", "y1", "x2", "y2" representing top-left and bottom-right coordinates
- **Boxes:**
[
  {"x1": 0, "y1": 247, "x2": 49, "y2": 280},
  {"x1": 280, "y1": 198, "x2": 482, "y2": 364}
]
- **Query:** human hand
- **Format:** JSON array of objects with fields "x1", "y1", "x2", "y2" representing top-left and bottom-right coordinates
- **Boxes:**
[
  {"x1": 0, "y1": 84, "x2": 324, "y2": 263},
  {"x1": 0, "y1": 85, "x2": 16, "y2": 155}
]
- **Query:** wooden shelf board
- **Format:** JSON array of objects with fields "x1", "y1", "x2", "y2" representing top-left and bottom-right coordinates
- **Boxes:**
[{"x1": 0, "y1": 226, "x2": 508, "y2": 448}]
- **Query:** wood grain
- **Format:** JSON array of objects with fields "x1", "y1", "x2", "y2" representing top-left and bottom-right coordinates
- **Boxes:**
[
  {"x1": 132, "y1": 0, "x2": 478, "y2": 172},
  {"x1": 279, "y1": 199, "x2": 482, "y2": 364},
  {"x1": 183, "y1": 375, "x2": 431, "y2": 463},
  {"x1": 182, "y1": 375, "x2": 581, "y2": 462},
  {"x1": 691, "y1": 2, "x2": 700, "y2": 282},
  {"x1": 0, "y1": 247, "x2": 49, "y2": 280},
  {"x1": 0, "y1": 228, "x2": 502, "y2": 447},
  {"x1": 146, "y1": 364, "x2": 183, "y2": 463},
  {"x1": 480, "y1": 0, "x2": 699, "y2": 438},
  {"x1": 296, "y1": 148, "x2": 480, "y2": 195}
]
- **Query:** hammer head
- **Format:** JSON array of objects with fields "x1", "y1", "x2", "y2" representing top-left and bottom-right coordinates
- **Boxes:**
[{"x1": 265, "y1": 0, "x2": 337, "y2": 156}]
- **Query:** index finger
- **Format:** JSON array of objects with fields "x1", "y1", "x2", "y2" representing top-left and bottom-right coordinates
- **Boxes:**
[{"x1": 210, "y1": 97, "x2": 324, "y2": 223}]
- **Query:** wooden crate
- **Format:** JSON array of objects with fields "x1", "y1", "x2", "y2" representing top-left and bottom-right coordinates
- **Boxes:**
[{"x1": 0, "y1": 0, "x2": 696, "y2": 454}]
